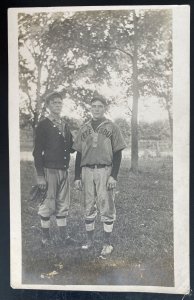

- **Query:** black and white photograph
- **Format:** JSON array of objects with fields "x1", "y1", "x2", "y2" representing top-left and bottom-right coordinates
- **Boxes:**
[{"x1": 8, "y1": 5, "x2": 189, "y2": 293}]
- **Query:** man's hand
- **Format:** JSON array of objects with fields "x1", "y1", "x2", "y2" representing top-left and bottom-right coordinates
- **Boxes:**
[
  {"x1": 107, "y1": 176, "x2": 117, "y2": 190},
  {"x1": 37, "y1": 176, "x2": 47, "y2": 191},
  {"x1": 74, "y1": 179, "x2": 83, "y2": 191}
]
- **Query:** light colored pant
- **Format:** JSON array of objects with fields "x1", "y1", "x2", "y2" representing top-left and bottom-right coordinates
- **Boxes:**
[
  {"x1": 81, "y1": 166, "x2": 116, "y2": 223},
  {"x1": 38, "y1": 168, "x2": 70, "y2": 218}
]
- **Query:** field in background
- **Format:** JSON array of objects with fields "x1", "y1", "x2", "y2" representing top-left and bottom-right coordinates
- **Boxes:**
[
  {"x1": 20, "y1": 126, "x2": 172, "y2": 160},
  {"x1": 21, "y1": 156, "x2": 174, "y2": 286}
]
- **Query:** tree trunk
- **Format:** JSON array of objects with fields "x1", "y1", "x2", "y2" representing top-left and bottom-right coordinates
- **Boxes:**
[
  {"x1": 164, "y1": 94, "x2": 173, "y2": 149},
  {"x1": 131, "y1": 12, "x2": 139, "y2": 174},
  {"x1": 32, "y1": 125, "x2": 36, "y2": 148},
  {"x1": 32, "y1": 61, "x2": 42, "y2": 144},
  {"x1": 35, "y1": 61, "x2": 42, "y2": 128}
]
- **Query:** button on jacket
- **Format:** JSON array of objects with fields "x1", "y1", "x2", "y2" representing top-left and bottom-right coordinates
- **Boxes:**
[{"x1": 33, "y1": 118, "x2": 74, "y2": 176}]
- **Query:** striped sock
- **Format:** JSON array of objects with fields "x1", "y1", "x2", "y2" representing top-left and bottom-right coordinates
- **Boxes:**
[{"x1": 103, "y1": 221, "x2": 114, "y2": 245}]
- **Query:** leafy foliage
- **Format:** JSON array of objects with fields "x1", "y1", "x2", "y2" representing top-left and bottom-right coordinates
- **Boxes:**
[{"x1": 19, "y1": 9, "x2": 173, "y2": 169}]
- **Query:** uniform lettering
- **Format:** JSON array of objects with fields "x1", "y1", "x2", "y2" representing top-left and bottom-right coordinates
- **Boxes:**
[
  {"x1": 81, "y1": 128, "x2": 92, "y2": 141},
  {"x1": 98, "y1": 127, "x2": 112, "y2": 139},
  {"x1": 81, "y1": 126, "x2": 113, "y2": 142}
]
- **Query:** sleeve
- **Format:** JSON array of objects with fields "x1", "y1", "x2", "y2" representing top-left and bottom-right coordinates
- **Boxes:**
[
  {"x1": 32, "y1": 123, "x2": 45, "y2": 177},
  {"x1": 110, "y1": 150, "x2": 122, "y2": 180},
  {"x1": 69, "y1": 131, "x2": 75, "y2": 153},
  {"x1": 72, "y1": 129, "x2": 82, "y2": 153},
  {"x1": 65, "y1": 124, "x2": 75, "y2": 153},
  {"x1": 74, "y1": 151, "x2": 82, "y2": 180},
  {"x1": 111, "y1": 123, "x2": 127, "y2": 153}
]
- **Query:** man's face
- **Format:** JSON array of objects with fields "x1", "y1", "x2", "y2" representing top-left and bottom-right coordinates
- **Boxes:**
[
  {"x1": 48, "y1": 97, "x2": 63, "y2": 115},
  {"x1": 91, "y1": 100, "x2": 105, "y2": 120}
]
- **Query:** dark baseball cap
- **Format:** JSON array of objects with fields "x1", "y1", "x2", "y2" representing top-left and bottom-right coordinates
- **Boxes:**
[
  {"x1": 45, "y1": 91, "x2": 62, "y2": 105},
  {"x1": 91, "y1": 95, "x2": 107, "y2": 106}
]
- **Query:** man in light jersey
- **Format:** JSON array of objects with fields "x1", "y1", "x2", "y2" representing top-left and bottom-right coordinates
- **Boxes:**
[{"x1": 73, "y1": 94, "x2": 126, "y2": 258}]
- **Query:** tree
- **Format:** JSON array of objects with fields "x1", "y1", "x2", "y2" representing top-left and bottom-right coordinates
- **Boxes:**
[
  {"x1": 18, "y1": 12, "x2": 70, "y2": 138},
  {"x1": 114, "y1": 118, "x2": 131, "y2": 145},
  {"x1": 54, "y1": 9, "x2": 172, "y2": 173},
  {"x1": 137, "y1": 10, "x2": 173, "y2": 145},
  {"x1": 139, "y1": 120, "x2": 171, "y2": 140},
  {"x1": 19, "y1": 9, "x2": 172, "y2": 170}
]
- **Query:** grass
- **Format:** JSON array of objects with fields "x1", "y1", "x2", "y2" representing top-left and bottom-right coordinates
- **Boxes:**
[{"x1": 20, "y1": 157, "x2": 173, "y2": 287}]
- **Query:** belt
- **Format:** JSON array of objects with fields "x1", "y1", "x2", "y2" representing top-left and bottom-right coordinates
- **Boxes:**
[{"x1": 84, "y1": 164, "x2": 111, "y2": 169}]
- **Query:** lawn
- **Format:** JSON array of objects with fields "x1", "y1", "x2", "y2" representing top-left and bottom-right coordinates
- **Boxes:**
[{"x1": 20, "y1": 157, "x2": 174, "y2": 287}]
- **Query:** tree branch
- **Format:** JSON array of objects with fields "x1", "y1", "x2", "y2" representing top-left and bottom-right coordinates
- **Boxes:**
[
  {"x1": 73, "y1": 40, "x2": 133, "y2": 60},
  {"x1": 25, "y1": 90, "x2": 35, "y2": 115},
  {"x1": 110, "y1": 46, "x2": 133, "y2": 60},
  {"x1": 23, "y1": 40, "x2": 36, "y2": 61},
  {"x1": 128, "y1": 106, "x2": 133, "y2": 114}
]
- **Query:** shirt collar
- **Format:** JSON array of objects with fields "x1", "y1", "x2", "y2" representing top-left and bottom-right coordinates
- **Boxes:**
[
  {"x1": 47, "y1": 114, "x2": 62, "y2": 124},
  {"x1": 89, "y1": 118, "x2": 109, "y2": 126},
  {"x1": 92, "y1": 117, "x2": 106, "y2": 123}
]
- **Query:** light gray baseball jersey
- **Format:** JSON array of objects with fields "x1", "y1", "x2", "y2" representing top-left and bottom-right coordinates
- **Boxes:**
[{"x1": 73, "y1": 119, "x2": 126, "y2": 166}]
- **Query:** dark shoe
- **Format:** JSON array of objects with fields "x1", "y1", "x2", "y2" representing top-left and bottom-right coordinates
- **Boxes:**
[
  {"x1": 64, "y1": 236, "x2": 79, "y2": 246},
  {"x1": 41, "y1": 237, "x2": 52, "y2": 248},
  {"x1": 41, "y1": 228, "x2": 50, "y2": 247}
]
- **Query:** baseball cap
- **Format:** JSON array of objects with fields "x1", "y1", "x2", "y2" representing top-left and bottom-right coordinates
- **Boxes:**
[
  {"x1": 91, "y1": 94, "x2": 107, "y2": 106},
  {"x1": 45, "y1": 91, "x2": 62, "y2": 105}
]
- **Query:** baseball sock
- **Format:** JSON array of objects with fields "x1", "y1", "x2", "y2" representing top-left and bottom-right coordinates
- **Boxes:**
[
  {"x1": 87, "y1": 230, "x2": 94, "y2": 241},
  {"x1": 42, "y1": 228, "x2": 50, "y2": 240},
  {"x1": 40, "y1": 216, "x2": 50, "y2": 240},
  {"x1": 85, "y1": 220, "x2": 95, "y2": 242},
  {"x1": 103, "y1": 221, "x2": 114, "y2": 245},
  {"x1": 59, "y1": 226, "x2": 68, "y2": 239},
  {"x1": 56, "y1": 216, "x2": 68, "y2": 239}
]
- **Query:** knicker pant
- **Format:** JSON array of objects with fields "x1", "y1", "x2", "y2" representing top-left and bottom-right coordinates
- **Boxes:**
[
  {"x1": 38, "y1": 168, "x2": 70, "y2": 222},
  {"x1": 81, "y1": 166, "x2": 116, "y2": 223}
]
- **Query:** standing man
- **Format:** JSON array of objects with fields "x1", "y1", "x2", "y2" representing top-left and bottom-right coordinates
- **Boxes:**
[
  {"x1": 73, "y1": 94, "x2": 126, "y2": 258},
  {"x1": 33, "y1": 91, "x2": 76, "y2": 246}
]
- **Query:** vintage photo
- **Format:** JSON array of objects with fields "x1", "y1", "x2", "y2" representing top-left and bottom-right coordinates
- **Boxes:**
[{"x1": 9, "y1": 6, "x2": 190, "y2": 293}]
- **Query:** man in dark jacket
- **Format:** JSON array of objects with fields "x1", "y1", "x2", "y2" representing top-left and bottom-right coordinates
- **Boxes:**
[{"x1": 33, "y1": 91, "x2": 75, "y2": 246}]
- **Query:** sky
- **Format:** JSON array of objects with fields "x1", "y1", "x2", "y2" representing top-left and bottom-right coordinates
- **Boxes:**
[
  {"x1": 20, "y1": 79, "x2": 169, "y2": 124},
  {"x1": 59, "y1": 80, "x2": 169, "y2": 123},
  {"x1": 109, "y1": 97, "x2": 168, "y2": 123},
  {"x1": 61, "y1": 96, "x2": 168, "y2": 123}
]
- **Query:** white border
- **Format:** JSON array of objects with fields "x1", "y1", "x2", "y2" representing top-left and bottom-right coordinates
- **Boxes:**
[
  {"x1": 173, "y1": 6, "x2": 190, "y2": 294},
  {"x1": 8, "y1": 9, "x2": 22, "y2": 288},
  {"x1": 8, "y1": 5, "x2": 190, "y2": 294}
]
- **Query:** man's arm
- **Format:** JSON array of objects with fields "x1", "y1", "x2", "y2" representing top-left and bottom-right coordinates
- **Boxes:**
[
  {"x1": 74, "y1": 151, "x2": 82, "y2": 180},
  {"x1": 74, "y1": 151, "x2": 83, "y2": 191},
  {"x1": 107, "y1": 122, "x2": 126, "y2": 190},
  {"x1": 65, "y1": 124, "x2": 75, "y2": 153},
  {"x1": 110, "y1": 150, "x2": 122, "y2": 180},
  {"x1": 107, "y1": 150, "x2": 122, "y2": 190}
]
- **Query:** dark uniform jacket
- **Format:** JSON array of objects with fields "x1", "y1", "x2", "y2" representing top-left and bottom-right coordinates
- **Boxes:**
[{"x1": 33, "y1": 117, "x2": 74, "y2": 176}]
